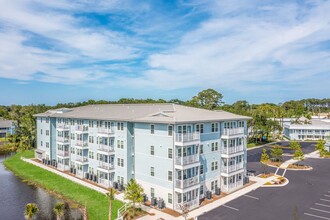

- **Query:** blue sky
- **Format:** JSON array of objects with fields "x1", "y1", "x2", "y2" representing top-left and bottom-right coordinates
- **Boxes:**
[{"x1": 0, "y1": 0, "x2": 329, "y2": 105}]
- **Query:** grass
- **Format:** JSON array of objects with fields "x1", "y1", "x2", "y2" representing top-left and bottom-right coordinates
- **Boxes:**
[{"x1": 3, "y1": 150, "x2": 124, "y2": 220}]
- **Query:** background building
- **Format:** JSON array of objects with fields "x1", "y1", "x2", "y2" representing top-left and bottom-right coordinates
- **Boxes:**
[
  {"x1": 0, "y1": 119, "x2": 15, "y2": 138},
  {"x1": 34, "y1": 104, "x2": 250, "y2": 211}
]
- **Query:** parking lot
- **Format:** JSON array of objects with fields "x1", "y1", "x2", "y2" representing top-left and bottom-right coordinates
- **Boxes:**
[{"x1": 199, "y1": 142, "x2": 330, "y2": 220}]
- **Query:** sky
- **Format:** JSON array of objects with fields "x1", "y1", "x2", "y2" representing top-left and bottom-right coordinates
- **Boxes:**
[{"x1": 0, "y1": 0, "x2": 329, "y2": 105}]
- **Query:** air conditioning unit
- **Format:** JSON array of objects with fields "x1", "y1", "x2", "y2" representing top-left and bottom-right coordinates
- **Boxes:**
[
  {"x1": 157, "y1": 199, "x2": 165, "y2": 209},
  {"x1": 206, "y1": 191, "x2": 212, "y2": 199},
  {"x1": 113, "y1": 182, "x2": 118, "y2": 189},
  {"x1": 85, "y1": 173, "x2": 90, "y2": 179},
  {"x1": 151, "y1": 197, "x2": 157, "y2": 206},
  {"x1": 215, "y1": 187, "x2": 221, "y2": 196}
]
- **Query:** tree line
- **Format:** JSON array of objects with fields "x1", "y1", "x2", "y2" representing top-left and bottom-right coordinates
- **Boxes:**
[{"x1": 0, "y1": 88, "x2": 329, "y2": 151}]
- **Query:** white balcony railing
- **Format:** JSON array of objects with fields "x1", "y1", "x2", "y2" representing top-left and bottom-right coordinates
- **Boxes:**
[
  {"x1": 221, "y1": 162, "x2": 244, "y2": 174},
  {"x1": 98, "y1": 178, "x2": 111, "y2": 188},
  {"x1": 175, "y1": 176, "x2": 199, "y2": 188},
  {"x1": 98, "y1": 144, "x2": 115, "y2": 153},
  {"x1": 175, "y1": 132, "x2": 200, "y2": 143},
  {"x1": 227, "y1": 180, "x2": 243, "y2": 191},
  {"x1": 76, "y1": 140, "x2": 88, "y2": 147},
  {"x1": 76, "y1": 156, "x2": 88, "y2": 163},
  {"x1": 175, "y1": 154, "x2": 199, "y2": 166},
  {"x1": 57, "y1": 136, "x2": 69, "y2": 143},
  {"x1": 176, "y1": 198, "x2": 199, "y2": 210},
  {"x1": 56, "y1": 123, "x2": 70, "y2": 130},
  {"x1": 75, "y1": 125, "x2": 88, "y2": 132},
  {"x1": 221, "y1": 145, "x2": 244, "y2": 155},
  {"x1": 222, "y1": 128, "x2": 244, "y2": 136},
  {"x1": 98, "y1": 162, "x2": 115, "y2": 171},
  {"x1": 57, "y1": 150, "x2": 69, "y2": 157},
  {"x1": 97, "y1": 127, "x2": 114, "y2": 135}
]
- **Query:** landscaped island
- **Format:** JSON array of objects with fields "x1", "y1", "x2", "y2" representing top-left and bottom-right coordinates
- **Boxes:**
[{"x1": 3, "y1": 150, "x2": 123, "y2": 220}]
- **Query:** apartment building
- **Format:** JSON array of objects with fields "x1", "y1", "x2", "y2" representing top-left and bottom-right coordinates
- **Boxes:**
[
  {"x1": 0, "y1": 119, "x2": 15, "y2": 138},
  {"x1": 284, "y1": 118, "x2": 330, "y2": 141},
  {"x1": 34, "y1": 104, "x2": 250, "y2": 211}
]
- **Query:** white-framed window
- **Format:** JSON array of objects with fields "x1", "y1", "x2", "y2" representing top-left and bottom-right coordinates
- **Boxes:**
[
  {"x1": 40, "y1": 129, "x2": 43, "y2": 135},
  {"x1": 168, "y1": 148, "x2": 173, "y2": 159},
  {"x1": 46, "y1": 130, "x2": 49, "y2": 136},
  {"x1": 151, "y1": 188, "x2": 155, "y2": 198},
  {"x1": 200, "y1": 165, "x2": 204, "y2": 174},
  {"x1": 168, "y1": 171, "x2": 172, "y2": 181},
  {"x1": 121, "y1": 159, "x2": 124, "y2": 167},
  {"x1": 211, "y1": 161, "x2": 218, "y2": 171},
  {"x1": 117, "y1": 122, "x2": 124, "y2": 131},
  {"x1": 150, "y1": 146, "x2": 154, "y2": 155},
  {"x1": 117, "y1": 158, "x2": 120, "y2": 166},
  {"x1": 46, "y1": 142, "x2": 49, "y2": 148},
  {"x1": 200, "y1": 144, "x2": 204, "y2": 154},
  {"x1": 168, "y1": 193, "x2": 172, "y2": 204},
  {"x1": 41, "y1": 141, "x2": 43, "y2": 146},
  {"x1": 168, "y1": 125, "x2": 173, "y2": 136},
  {"x1": 150, "y1": 124, "x2": 155, "y2": 134},
  {"x1": 150, "y1": 167, "x2": 155, "y2": 176},
  {"x1": 195, "y1": 124, "x2": 204, "y2": 133},
  {"x1": 211, "y1": 123, "x2": 219, "y2": 132},
  {"x1": 46, "y1": 118, "x2": 49, "y2": 123}
]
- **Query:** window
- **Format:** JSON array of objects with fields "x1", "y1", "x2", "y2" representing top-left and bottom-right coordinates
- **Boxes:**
[
  {"x1": 151, "y1": 188, "x2": 155, "y2": 198},
  {"x1": 195, "y1": 124, "x2": 204, "y2": 133},
  {"x1": 46, "y1": 142, "x2": 49, "y2": 148},
  {"x1": 41, "y1": 118, "x2": 43, "y2": 123},
  {"x1": 150, "y1": 146, "x2": 154, "y2": 155},
  {"x1": 150, "y1": 124, "x2": 155, "y2": 134},
  {"x1": 46, "y1": 118, "x2": 49, "y2": 123},
  {"x1": 168, "y1": 125, "x2": 173, "y2": 136},
  {"x1": 168, "y1": 193, "x2": 172, "y2": 204},
  {"x1": 41, "y1": 141, "x2": 43, "y2": 146},
  {"x1": 211, "y1": 123, "x2": 219, "y2": 132},
  {"x1": 150, "y1": 167, "x2": 154, "y2": 176},
  {"x1": 200, "y1": 144, "x2": 204, "y2": 154},
  {"x1": 46, "y1": 130, "x2": 49, "y2": 136},
  {"x1": 168, "y1": 148, "x2": 173, "y2": 159},
  {"x1": 40, "y1": 129, "x2": 43, "y2": 135},
  {"x1": 200, "y1": 185, "x2": 204, "y2": 195},
  {"x1": 117, "y1": 158, "x2": 120, "y2": 166},
  {"x1": 117, "y1": 122, "x2": 124, "y2": 131},
  {"x1": 168, "y1": 171, "x2": 172, "y2": 181},
  {"x1": 200, "y1": 165, "x2": 204, "y2": 174},
  {"x1": 211, "y1": 161, "x2": 218, "y2": 171},
  {"x1": 121, "y1": 159, "x2": 124, "y2": 167}
]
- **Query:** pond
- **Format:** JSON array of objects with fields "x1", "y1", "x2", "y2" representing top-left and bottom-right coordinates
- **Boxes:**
[{"x1": 0, "y1": 154, "x2": 82, "y2": 220}]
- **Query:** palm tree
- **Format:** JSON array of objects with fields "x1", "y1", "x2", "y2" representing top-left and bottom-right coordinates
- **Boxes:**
[
  {"x1": 53, "y1": 202, "x2": 64, "y2": 220},
  {"x1": 24, "y1": 203, "x2": 39, "y2": 220},
  {"x1": 124, "y1": 179, "x2": 144, "y2": 217},
  {"x1": 106, "y1": 187, "x2": 116, "y2": 220}
]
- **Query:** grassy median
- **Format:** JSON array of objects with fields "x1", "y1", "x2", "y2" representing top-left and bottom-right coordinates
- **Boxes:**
[{"x1": 3, "y1": 150, "x2": 124, "y2": 220}]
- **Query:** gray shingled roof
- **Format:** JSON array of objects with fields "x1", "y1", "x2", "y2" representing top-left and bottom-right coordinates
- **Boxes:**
[
  {"x1": 0, "y1": 119, "x2": 13, "y2": 128},
  {"x1": 34, "y1": 104, "x2": 251, "y2": 123}
]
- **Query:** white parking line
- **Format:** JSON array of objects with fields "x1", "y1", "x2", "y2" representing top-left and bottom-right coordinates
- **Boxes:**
[
  {"x1": 324, "y1": 195, "x2": 330, "y2": 198},
  {"x1": 243, "y1": 194, "x2": 259, "y2": 200},
  {"x1": 316, "y1": 203, "x2": 330, "y2": 208},
  {"x1": 222, "y1": 204, "x2": 239, "y2": 211},
  {"x1": 304, "y1": 213, "x2": 330, "y2": 220},
  {"x1": 321, "y1": 199, "x2": 330, "y2": 203},
  {"x1": 311, "y1": 208, "x2": 330, "y2": 214}
]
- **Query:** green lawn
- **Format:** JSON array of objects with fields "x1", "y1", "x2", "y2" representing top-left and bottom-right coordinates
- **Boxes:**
[{"x1": 3, "y1": 150, "x2": 124, "y2": 220}]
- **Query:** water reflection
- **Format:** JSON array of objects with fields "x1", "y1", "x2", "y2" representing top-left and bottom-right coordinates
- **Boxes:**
[{"x1": 0, "y1": 154, "x2": 82, "y2": 220}]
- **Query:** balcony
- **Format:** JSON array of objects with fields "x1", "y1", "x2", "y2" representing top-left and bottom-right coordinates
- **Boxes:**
[
  {"x1": 57, "y1": 150, "x2": 69, "y2": 158},
  {"x1": 75, "y1": 140, "x2": 88, "y2": 148},
  {"x1": 75, "y1": 156, "x2": 88, "y2": 164},
  {"x1": 56, "y1": 123, "x2": 70, "y2": 131},
  {"x1": 176, "y1": 198, "x2": 199, "y2": 211},
  {"x1": 175, "y1": 154, "x2": 199, "y2": 166},
  {"x1": 221, "y1": 162, "x2": 244, "y2": 175},
  {"x1": 221, "y1": 128, "x2": 244, "y2": 138},
  {"x1": 75, "y1": 125, "x2": 88, "y2": 133},
  {"x1": 97, "y1": 127, "x2": 115, "y2": 137},
  {"x1": 175, "y1": 176, "x2": 199, "y2": 189},
  {"x1": 175, "y1": 132, "x2": 200, "y2": 146},
  {"x1": 57, "y1": 163, "x2": 70, "y2": 171},
  {"x1": 98, "y1": 162, "x2": 115, "y2": 172},
  {"x1": 97, "y1": 144, "x2": 115, "y2": 154},
  {"x1": 98, "y1": 178, "x2": 112, "y2": 188},
  {"x1": 223, "y1": 179, "x2": 244, "y2": 193},
  {"x1": 221, "y1": 145, "x2": 244, "y2": 157},
  {"x1": 57, "y1": 136, "x2": 70, "y2": 144}
]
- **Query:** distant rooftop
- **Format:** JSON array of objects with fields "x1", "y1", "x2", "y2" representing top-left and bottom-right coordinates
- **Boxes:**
[
  {"x1": 34, "y1": 104, "x2": 251, "y2": 123},
  {"x1": 0, "y1": 119, "x2": 14, "y2": 128},
  {"x1": 285, "y1": 118, "x2": 330, "y2": 130}
]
